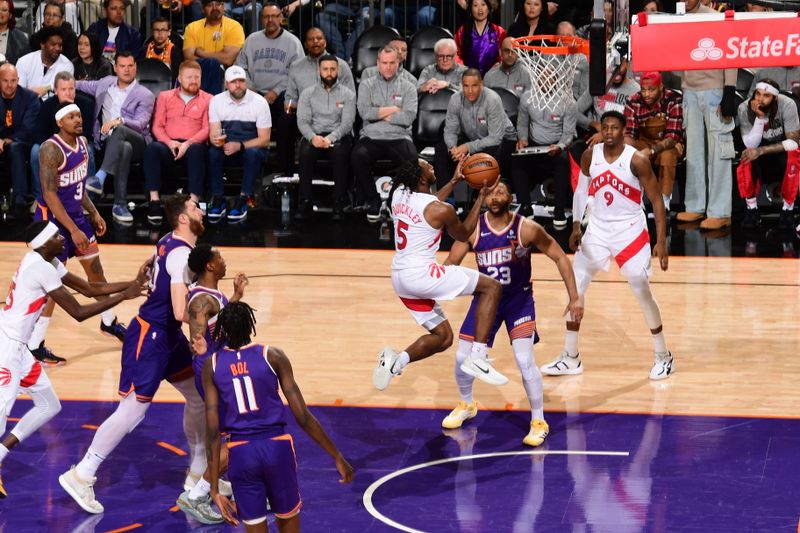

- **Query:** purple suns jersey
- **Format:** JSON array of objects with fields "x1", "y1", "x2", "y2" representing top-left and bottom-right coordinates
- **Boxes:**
[
  {"x1": 473, "y1": 213, "x2": 532, "y2": 294},
  {"x1": 212, "y1": 343, "x2": 286, "y2": 437},
  {"x1": 138, "y1": 233, "x2": 193, "y2": 329},
  {"x1": 187, "y1": 284, "x2": 229, "y2": 355},
  {"x1": 36, "y1": 134, "x2": 89, "y2": 216}
]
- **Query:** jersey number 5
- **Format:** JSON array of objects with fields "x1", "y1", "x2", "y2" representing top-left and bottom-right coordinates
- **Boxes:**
[
  {"x1": 396, "y1": 220, "x2": 409, "y2": 250},
  {"x1": 232, "y1": 376, "x2": 259, "y2": 414}
]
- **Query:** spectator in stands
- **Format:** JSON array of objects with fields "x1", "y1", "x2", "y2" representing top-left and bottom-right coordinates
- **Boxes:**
[
  {"x1": 73, "y1": 31, "x2": 113, "y2": 80},
  {"x1": 0, "y1": 63, "x2": 39, "y2": 219},
  {"x1": 236, "y1": 2, "x2": 303, "y2": 176},
  {"x1": 483, "y1": 36, "x2": 530, "y2": 97},
  {"x1": 641, "y1": 0, "x2": 663, "y2": 13},
  {"x1": 316, "y1": 0, "x2": 370, "y2": 61},
  {"x1": 576, "y1": 58, "x2": 638, "y2": 146},
  {"x1": 507, "y1": 0, "x2": 553, "y2": 38},
  {"x1": 225, "y1": 0, "x2": 262, "y2": 35},
  {"x1": 352, "y1": 45, "x2": 418, "y2": 222},
  {"x1": 284, "y1": 26, "x2": 354, "y2": 183},
  {"x1": 676, "y1": 0, "x2": 736, "y2": 231},
  {"x1": 437, "y1": 68, "x2": 515, "y2": 193},
  {"x1": 384, "y1": 2, "x2": 436, "y2": 34},
  {"x1": 455, "y1": 0, "x2": 505, "y2": 76},
  {"x1": 624, "y1": 71, "x2": 683, "y2": 214},
  {"x1": 30, "y1": 0, "x2": 78, "y2": 60},
  {"x1": 361, "y1": 37, "x2": 417, "y2": 85},
  {"x1": 78, "y1": 51, "x2": 155, "y2": 223},
  {"x1": 33, "y1": 0, "x2": 79, "y2": 34},
  {"x1": 417, "y1": 38, "x2": 467, "y2": 94},
  {"x1": 31, "y1": 71, "x2": 95, "y2": 201},
  {"x1": 556, "y1": 21, "x2": 588, "y2": 100},
  {"x1": 296, "y1": 54, "x2": 356, "y2": 220},
  {"x1": 16, "y1": 26, "x2": 74, "y2": 99},
  {"x1": 737, "y1": 79, "x2": 800, "y2": 230},
  {"x1": 143, "y1": 60, "x2": 211, "y2": 224},
  {"x1": 140, "y1": 16, "x2": 183, "y2": 79},
  {"x1": 87, "y1": 0, "x2": 143, "y2": 61},
  {"x1": 207, "y1": 65, "x2": 271, "y2": 222},
  {"x1": 184, "y1": 0, "x2": 245, "y2": 92},
  {"x1": 512, "y1": 83, "x2": 576, "y2": 225},
  {"x1": 0, "y1": 0, "x2": 31, "y2": 65}
]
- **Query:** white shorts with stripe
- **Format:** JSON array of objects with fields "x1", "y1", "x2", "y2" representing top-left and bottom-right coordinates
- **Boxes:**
[
  {"x1": 0, "y1": 331, "x2": 51, "y2": 417},
  {"x1": 391, "y1": 264, "x2": 480, "y2": 330},
  {"x1": 577, "y1": 215, "x2": 652, "y2": 279}
]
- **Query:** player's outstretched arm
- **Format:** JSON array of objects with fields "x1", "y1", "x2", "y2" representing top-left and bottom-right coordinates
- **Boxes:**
[
  {"x1": 187, "y1": 294, "x2": 218, "y2": 353},
  {"x1": 48, "y1": 281, "x2": 145, "y2": 322},
  {"x1": 269, "y1": 347, "x2": 354, "y2": 484},
  {"x1": 444, "y1": 240, "x2": 471, "y2": 266},
  {"x1": 435, "y1": 158, "x2": 466, "y2": 202},
  {"x1": 230, "y1": 273, "x2": 248, "y2": 302},
  {"x1": 522, "y1": 219, "x2": 583, "y2": 323},
  {"x1": 631, "y1": 151, "x2": 668, "y2": 271},
  {"x1": 202, "y1": 356, "x2": 239, "y2": 526},
  {"x1": 61, "y1": 256, "x2": 153, "y2": 298}
]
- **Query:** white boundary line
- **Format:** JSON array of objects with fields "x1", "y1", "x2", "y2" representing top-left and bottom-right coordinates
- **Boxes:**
[{"x1": 362, "y1": 449, "x2": 631, "y2": 533}]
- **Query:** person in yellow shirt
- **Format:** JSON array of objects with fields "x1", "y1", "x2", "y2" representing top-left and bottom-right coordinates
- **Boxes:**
[{"x1": 183, "y1": 0, "x2": 244, "y2": 68}]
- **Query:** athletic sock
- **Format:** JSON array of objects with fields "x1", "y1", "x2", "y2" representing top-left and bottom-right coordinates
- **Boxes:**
[
  {"x1": 188, "y1": 477, "x2": 211, "y2": 500},
  {"x1": 100, "y1": 310, "x2": 115, "y2": 327},
  {"x1": 470, "y1": 342, "x2": 487, "y2": 360},
  {"x1": 27, "y1": 317, "x2": 50, "y2": 351},
  {"x1": 746, "y1": 197, "x2": 758, "y2": 209},
  {"x1": 783, "y1": 201, "x2": 794, "y2": 211},
  {"x1": 455, "y1": 340, "x2": 474, "y2": 404},
  {"x1": 0, "y1": 444, "x2": 9, "y2": 464},
  {"x1": 652, "y1": 331, "x2": 668, "y2": 354},
  {"x1": 392, "y1": 351, "x2": 410, "y2": 374},
  {"x1": 563, "y1": 330, "x2": 579, "y2": 357},
  {"x1": 96, "y1": 170, "x2": 107, "y2": 184},
  {"x1": 76, "y1": 448, "x2": 106, "y2": 480}
]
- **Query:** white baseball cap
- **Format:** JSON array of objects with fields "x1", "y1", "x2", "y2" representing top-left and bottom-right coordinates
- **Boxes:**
[{"x1": 225, "y1": 66, "x2": 247, "y2": 82}]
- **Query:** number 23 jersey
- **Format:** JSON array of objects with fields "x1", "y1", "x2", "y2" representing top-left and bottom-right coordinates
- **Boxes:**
[{"x1": 473, "y1": 213, "x2": 531, "y2": 295}]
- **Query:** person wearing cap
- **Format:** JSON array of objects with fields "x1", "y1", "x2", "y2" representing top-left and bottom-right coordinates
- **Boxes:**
[
  {"x1": 624, "y1": 71, "x2": 684, "y2": 214},
  {"x1": 235, "y1": 2, "x2": 303, "y2": 176},
  {"x1": 736, "y1": 78, "x2": 800, "y2": 230},
  {"x1": 0, "y1": 219, "x2": 146, "y2": 498},
  {"x1": 86, "y1": 0, "x2": 143, "y2": 62},
  {"x1": 206, "y1": 64, "x2": 271, "y2": 222},
  {"x1": 77, "y1": 51, "x2": 156, "y2": 223},
  {"x1": 0, "y1": 63, "x2": 40, "y2": 221},
  {"x1": 183, "y1": 0, "x2": 244, "y2": 69},
  {"x1": 15, "y1": 25, "x2": 74, "y2": 99}
]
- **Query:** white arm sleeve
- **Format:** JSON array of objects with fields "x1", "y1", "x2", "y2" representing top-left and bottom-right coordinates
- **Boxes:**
[
  {"x1": 742, "y1": 117, "x2": 767, "y2": 149},
  {"x1": 572, "y1": 171, "x2": 590, "y2": 225},
  {"x1": 166, "y1": 247, "x2": 192, "y2": 285}
]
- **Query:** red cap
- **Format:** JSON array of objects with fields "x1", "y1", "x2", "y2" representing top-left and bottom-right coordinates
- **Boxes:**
[{"x1": 640, "y1": 71, "x2": 663, "y2": 86}]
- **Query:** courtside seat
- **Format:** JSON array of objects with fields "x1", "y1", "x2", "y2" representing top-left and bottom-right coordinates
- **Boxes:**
[
  {"x1": 352, "y1": 24, "x2": 400, "y2": 81},
  {"x1": 406, "y1": 26, "x2": 453, "y2": 79},
  {"x1": 136, "y1": 58, "x2": 174, "y2": 99},
  {"x1": 491, "y1": 86, "x2": 520, "y2": 125},
  {"x1": 414, "y1": 87, "x2": 456, "y2": 159}
]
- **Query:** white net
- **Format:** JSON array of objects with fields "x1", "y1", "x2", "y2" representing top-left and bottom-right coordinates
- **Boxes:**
[{"x1": 513, "y1": 36, "x2": 588, "y2": 113}]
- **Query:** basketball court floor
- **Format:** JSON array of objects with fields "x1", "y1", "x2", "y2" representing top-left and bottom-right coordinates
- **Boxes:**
[{"x1": 0, "y1": 214, "x2": 798, "y2": 532}]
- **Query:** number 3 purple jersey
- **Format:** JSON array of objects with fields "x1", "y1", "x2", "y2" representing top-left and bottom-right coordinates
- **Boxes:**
[
  {"x1": 35, "y1": 135, "x2": 89, "y2": 217},
  {"x1": 473, "y1": 213, "x2": 532, "y2": 294},
  {"x1": 212, "y1": 343, "x2": 287, "y2": 437}
]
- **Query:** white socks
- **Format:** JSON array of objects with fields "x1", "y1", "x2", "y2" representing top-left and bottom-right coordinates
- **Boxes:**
[
  {"x1": 653, "y1": 331, "x2": 668, "y2": 355},
  {"x1": 783, "y1": 201, "x2": 794, "y2": 211},
  {"x1": 454, "y1": 339, "x2": 474, "y2": 404},
  {"x1": 188, "y1": 477, "x2": 211, "y2": 500},
  {"x1": 470, "y1": 342, "x2": 487, "y2": 360},
  {"x1": 563, "y1": 330, "x2": 579, "y2": 357},
  {"x1": 393, "y1": 351, "x2": 410, "y2": 374},
  {"x1": 27, "y1": 316, "x2": 50, "y2": 351},
  {"x1": 100, "y1": 310, "x2": 115, "y2": 327},
  {"x1": 76, "y1": 448, "x2": 106, "y2": 480}
]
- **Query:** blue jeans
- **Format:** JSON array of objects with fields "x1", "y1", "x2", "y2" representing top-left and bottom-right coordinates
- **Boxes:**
[
  {"x1": 682, "y1": 88, "x2": 735, "y2": 218},
  {"x1": 317, "y1": 3, "x2": 371, "y2": 60},
  {"x1": 225, "y1": 1, "x2": 262, "y2": 33},
  {"x1": 143, "y1": 141, "x2": 208, "y2": 197},
  {"x1": 208, "y1": 145, "x2": 268, "y2": 197},
  {"x1": 6, "y1": 142, "x2": 30, "y2": 205},
  {"x1": 384, "y1": 5, "x2": 436, "y2": 32},
  {"x1": 30, "y1": 142, "x2": 96, "y2": 199}
]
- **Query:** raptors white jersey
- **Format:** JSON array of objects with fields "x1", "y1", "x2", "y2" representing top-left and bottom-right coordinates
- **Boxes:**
[
  {"x1": 391, "y1": 187, "x2": 444, "y2": 270},
  {"x1": 588, "y1": 144, "x2": 644, "y2": 223},
  {"x1": 0, "y1": 252, "x2": 67, "y2": 343}
]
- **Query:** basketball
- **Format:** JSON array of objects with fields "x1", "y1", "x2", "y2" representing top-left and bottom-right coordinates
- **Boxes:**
[{"x1": 461, "y1": 153, "x2": 500, "y2": 189}]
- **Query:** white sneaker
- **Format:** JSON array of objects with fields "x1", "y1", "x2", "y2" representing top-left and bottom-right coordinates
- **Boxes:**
[
  {"x1": 540, "y1": 351, "x2": 583, "y2": 376},
  {"x1": 177, "y1": 490, "x2": 224, "y2": 524},
  {"x1": 649, "y1": 351, "x2": 675, "y2": 380},
  {"x1": 59, "y1": 466, "x2": 104, "y2": 514},
  {"x1": 373, "y1": 346, "x2": 400, "y2": 391},
  {"x1": 459, "y1": 356, "x2": 508, "y2": 386},
  {"x1": 441, "y1": 401, "x2": 478, "y2": 429}
]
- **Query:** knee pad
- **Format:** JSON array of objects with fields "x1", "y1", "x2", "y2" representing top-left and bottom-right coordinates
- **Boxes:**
[{"x1": 512, "y1": 339, "x2": 536, "y2": 381}]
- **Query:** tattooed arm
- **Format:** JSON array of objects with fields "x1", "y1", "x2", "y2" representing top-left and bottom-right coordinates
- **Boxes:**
[
  {"x1": 40, "y1": 141, "x2": 91, "y2": 251},
  {"x1": 188, "y1": 292, "x2": 220, "y2": 354}
]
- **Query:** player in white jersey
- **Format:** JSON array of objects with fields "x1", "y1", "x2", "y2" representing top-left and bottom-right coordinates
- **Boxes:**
[
  {"x1": 0, "y1": 221, "x2": 146, "y2": 497},
  {"x1": 373, "y1": 159, "x2": 507, "y2": 391},
  {"x1": 540, "y1": 111, "x2": 674, "y2": 380}
]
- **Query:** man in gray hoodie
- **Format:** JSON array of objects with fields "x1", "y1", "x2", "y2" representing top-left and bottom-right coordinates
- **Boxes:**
[
  {"x1": 352, "y1": 45, "x2": 418, "y2": 222},
  {"x1": 296, "y1": 55, "x2": 356, "y2": 221}
]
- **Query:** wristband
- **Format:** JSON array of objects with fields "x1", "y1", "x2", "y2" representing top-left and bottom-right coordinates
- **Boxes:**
[{"x1": 782, "y1": 139, "x2": 799, "y2": 152}]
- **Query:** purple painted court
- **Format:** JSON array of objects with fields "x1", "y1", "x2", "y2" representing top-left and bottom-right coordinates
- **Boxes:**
[{"x1": 2, "y1": 399, "x2": 798, "y2": 532}]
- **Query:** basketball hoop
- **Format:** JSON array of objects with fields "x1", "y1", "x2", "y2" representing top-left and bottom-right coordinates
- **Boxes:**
[{"x1": 512, "y1": 35, "x2": 589, "y2": 112}]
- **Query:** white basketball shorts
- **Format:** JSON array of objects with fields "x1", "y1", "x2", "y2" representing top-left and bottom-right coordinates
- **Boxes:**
[
  {"x1": 392, "y1": 264, "x2": 480, "y2": 330},
  {"x1": 576, "y1": 215, "x2": 653, "y2": 279}
]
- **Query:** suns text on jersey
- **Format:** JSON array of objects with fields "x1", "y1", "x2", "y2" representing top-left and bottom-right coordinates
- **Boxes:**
[
  {"x1": 59, "y1": 164, "x2": 88, "y2": 187},
  {"x1": 476, "y1": 246, "x2": 513, "y2": 267}
]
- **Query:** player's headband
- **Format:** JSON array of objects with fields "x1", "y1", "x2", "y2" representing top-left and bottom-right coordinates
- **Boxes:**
[
  {"x1": 55, "y1": 104, "x2": 80, "y2": 122},
  {"x1": 28, "y1": 222, "x2": 59, "y2": 249},
  {"x1": 755, "y1": 82, "x2": 779, "y2": 96}
]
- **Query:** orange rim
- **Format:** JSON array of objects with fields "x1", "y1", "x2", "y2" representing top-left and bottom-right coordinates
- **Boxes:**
[{"x1": 512, "y1": 35, "x2": 590, "y2": 56}]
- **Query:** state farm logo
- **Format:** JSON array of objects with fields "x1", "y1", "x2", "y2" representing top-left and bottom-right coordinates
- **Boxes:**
[
  {"x1": 691, "y1": 38, "x2": 724, "y2": 61},
  {"x1": 0, "y1": 368, "x2": 11, "y2": 386}
]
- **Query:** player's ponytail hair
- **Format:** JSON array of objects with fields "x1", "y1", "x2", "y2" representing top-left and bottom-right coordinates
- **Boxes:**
[
  {"x1": 387, "y1": 160, "x2": 421, "y2": 208},
  {"x1": 213, "y1": 301, "x2": 257, "y2": 350}
]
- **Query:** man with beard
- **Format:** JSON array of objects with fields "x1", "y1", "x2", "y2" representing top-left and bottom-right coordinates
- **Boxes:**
[
  {"x1": 143, "y1": 60, "x2": 212, "y2": 225},
  {"x1": 296, "y1": 55, "x2": 356, "y2": 219},
  {"x1": 183, "y1": 0, "x2": 245, "y2": 93},
  {"x1": 737, "y1": 78, "x2": 800, "y2": 230},
  {"x1": 206, "y1": 65, "x2": 271, "y2": 222},
  {"x1": 443, "y1": 181, "x2": 581, "y2": 446},
  {"x1": 60, "y1": 194, "x2": 210, "y2": 515},
  {"x1": 16, "y1": 26, "x2": 73, "y2": 99}
]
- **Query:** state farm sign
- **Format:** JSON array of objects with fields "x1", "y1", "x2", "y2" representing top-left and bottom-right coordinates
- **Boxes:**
[{"x1": 631, "y1": 12, "x2": 800, "y2": 71}]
